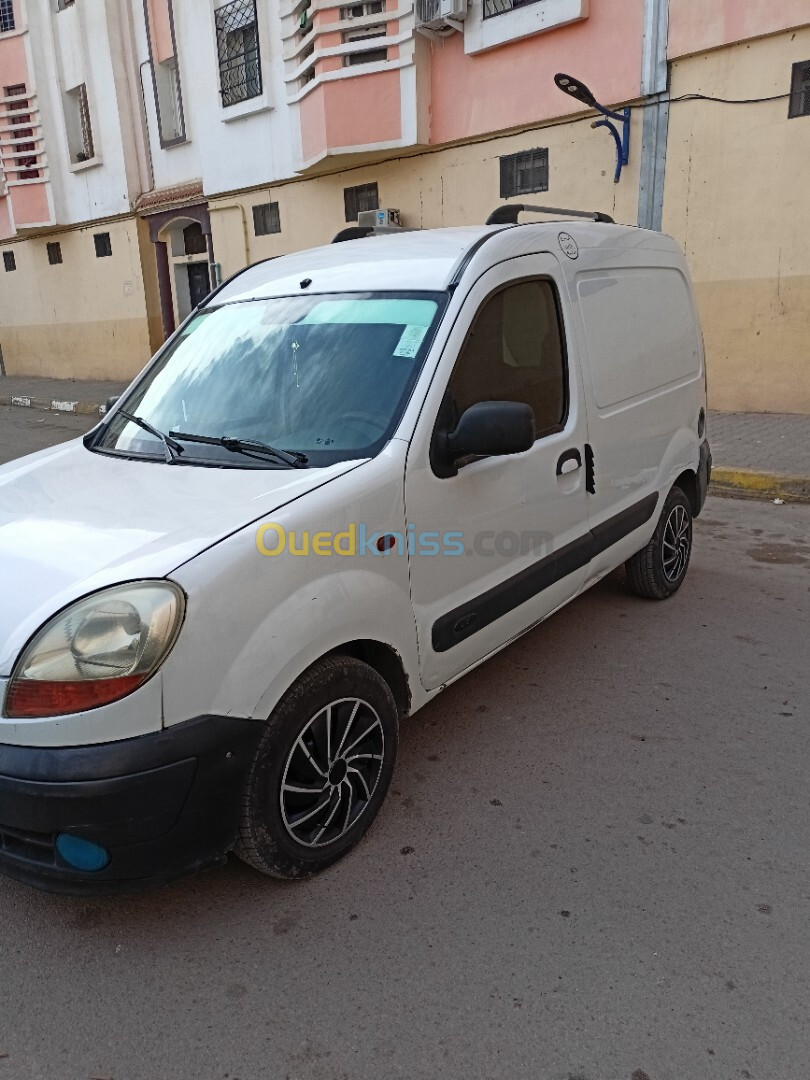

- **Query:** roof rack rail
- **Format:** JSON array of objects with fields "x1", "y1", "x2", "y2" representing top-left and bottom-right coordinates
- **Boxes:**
[
  {"x1": 486, "y1": 204, "x2": 615, "y2": 225},
  {"x1": 332, "y1": 226, "x2": 375, "y2": 244}
]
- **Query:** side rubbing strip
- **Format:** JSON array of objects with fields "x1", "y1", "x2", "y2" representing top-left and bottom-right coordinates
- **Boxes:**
[{"x1": 431, "y1": 492, "x2": 659, "y2": 653}]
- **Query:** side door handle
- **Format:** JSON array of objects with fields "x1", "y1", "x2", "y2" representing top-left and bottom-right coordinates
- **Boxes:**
[{"x1": 556, "y1": 448, "x2": 582, "y2": 476}]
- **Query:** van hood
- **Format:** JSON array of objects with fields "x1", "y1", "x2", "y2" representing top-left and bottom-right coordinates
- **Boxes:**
[{"x1": 0, "y1": 439, "x2": 363, "y2": 677}]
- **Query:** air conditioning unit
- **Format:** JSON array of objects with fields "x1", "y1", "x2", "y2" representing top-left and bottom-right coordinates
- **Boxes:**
[
  {"x1": 358, "y1": 208, "x2": 402, "y2": 229},
  {"x1": 415, "y1": 0, "x2": 467, "y2": 31}
]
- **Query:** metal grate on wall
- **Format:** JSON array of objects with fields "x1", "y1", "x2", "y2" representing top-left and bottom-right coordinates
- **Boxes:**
[
  {"x1": 483, "y1": 0, "x2": 541, "y2": 19},
  {"x1": 499, "y1": 148, "x2": 549, "y2": 198},
  {"x1": 215, "y1": 0, "x2": 262, "y2": 107},
  {"x1": 344, "y1": 182, "x2": 379, "y2": 221},
  {"x1": 0, "y1": 0, "x2": 15, "y2": 33},
  {"x1": 789, "y1": 61, "x2": 810, "y2": 119}
]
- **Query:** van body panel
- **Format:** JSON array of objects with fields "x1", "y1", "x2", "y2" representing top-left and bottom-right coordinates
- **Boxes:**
[
  {"x1": 404, "y1": 253, "x2": 592, "y2": 691},
  {"x1": 163, "y1": 441, "x2": 425, "y2": 726}
]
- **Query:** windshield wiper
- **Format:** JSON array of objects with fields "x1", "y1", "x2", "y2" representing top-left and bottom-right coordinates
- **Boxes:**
[
  {"x1": 118, "y1": 410, "x2": 183, "y2": 464},
  {"x1": 169, "y1": 431, "x2": 308, "y2": 469}
]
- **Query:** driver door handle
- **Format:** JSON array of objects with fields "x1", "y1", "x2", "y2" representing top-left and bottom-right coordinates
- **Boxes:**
[{"x1": 556, "y1": 448, "x2": 582, "y2": 476}]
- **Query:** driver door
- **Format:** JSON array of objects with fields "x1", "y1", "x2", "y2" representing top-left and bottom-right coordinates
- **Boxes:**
[{"x1": 405, "y1": 254, "x2": 591, "y2": 690}]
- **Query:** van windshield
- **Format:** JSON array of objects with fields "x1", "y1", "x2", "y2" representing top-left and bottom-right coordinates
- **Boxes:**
[{"x1": 93, "y1": 292, "x2": 445, "y2": 468}]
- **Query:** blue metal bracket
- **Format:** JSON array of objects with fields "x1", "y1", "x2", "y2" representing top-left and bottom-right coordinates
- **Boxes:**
[{"x1": 591, "y1": 105, "x2": 631, "y2": 184}]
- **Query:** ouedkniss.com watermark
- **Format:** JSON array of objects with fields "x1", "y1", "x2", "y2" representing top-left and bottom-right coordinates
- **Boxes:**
[{"x1": 256, "y1": 523, "x2": 552, "y2": 558}]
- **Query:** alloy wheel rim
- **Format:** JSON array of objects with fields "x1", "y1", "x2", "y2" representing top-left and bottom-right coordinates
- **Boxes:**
[
  {"x1": 662, "y1": 504, "x2": 691, "y2": 582},
  {"x1": 280, "y1": 697, "x2": 385, "y2": 848}
]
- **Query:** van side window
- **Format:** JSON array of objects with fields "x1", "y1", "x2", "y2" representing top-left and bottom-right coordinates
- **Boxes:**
[{"x1": 448, "y1": 279, "x2": 566, "y2": 437}]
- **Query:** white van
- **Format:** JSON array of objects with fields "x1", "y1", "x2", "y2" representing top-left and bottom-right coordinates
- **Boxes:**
[{"x1": 0, "y1": 209, "x2": 710, "y2": 893}]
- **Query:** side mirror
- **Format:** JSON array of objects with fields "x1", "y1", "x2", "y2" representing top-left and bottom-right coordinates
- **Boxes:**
[
  {"x1": 446, "y1": 400, "x2": 536, "y2": 463},
  {"x1": 104, "y1": 396, "x2": 120, "y2": 415}
]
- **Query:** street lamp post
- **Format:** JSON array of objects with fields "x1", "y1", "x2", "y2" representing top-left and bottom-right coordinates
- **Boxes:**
[{"x1": 554, "y1": 73, "x2": 631, "y2": 184}]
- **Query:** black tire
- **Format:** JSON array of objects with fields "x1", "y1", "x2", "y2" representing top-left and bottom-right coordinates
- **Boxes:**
[
  {"x1": 236, "y1": 654, "x2": 398, "y2": 879},
  {"x1": 625, "y1": 485, "x2": 693, "y2": 600}
]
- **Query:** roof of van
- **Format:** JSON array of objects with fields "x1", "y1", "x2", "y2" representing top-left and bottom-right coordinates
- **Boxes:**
[{"x1": 213, "y1": 222, "x2": 680, "y2": 304}]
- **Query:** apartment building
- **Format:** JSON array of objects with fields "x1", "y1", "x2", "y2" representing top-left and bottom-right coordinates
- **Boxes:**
[{"x1": 1, "y1": 0, "x2": 809, "y2": 412}]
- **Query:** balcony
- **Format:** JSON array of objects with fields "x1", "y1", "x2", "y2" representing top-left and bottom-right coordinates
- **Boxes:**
[{"x1": 0, "y1": 86, "x2": 53, "y2": 239}]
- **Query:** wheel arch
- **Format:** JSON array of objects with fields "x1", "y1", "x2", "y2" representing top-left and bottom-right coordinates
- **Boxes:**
[
  {"x1": 673, "y1": 468, "x2": 699, "y2": 516},
  {"x1": 326, "y1": 639, "x2": 411, "y2": 720}
]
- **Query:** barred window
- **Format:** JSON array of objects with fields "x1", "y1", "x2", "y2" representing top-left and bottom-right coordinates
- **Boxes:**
[
  {"x1": 215, "y1": 0, "x2": 262, "y2": 108},
  {"x1": 94, "y1": 232, "x2": 112, "y2": 258},
  {"x1": 344, "y1": 182, "x2": 379, "y2": 222},
  {"x1": 788, "y1": 61, "x2": 810, "y2": 119},
  {"x1": 47, "y1": 242, "x2": 63, "y2": 265},
  {"x1": 3, "y1": 251, "x2": 15, "y2": 272},
  {"x1": 499, "y1": 148, "x2": 549, "y2": 198},
  {"x1": 0, "y1": 0, "x2": 14, "y2": 33},
  {"x1": 483, "y1": 0, "x2": 541, "y2": 18},
  {"x1": 253, "y1": 202, "x2": 281, "y2": 236},
  {"x1": 64, "y1": 83, "x2": 94, "y2": 163}
]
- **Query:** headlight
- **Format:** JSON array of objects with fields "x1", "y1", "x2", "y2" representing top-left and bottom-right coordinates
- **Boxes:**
[{"x1": 4, "y1": 582, "x2": 185, "y2": 718}]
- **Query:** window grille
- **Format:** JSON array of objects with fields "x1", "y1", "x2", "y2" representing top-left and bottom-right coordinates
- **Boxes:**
[
  {"x1": 0, "y1": 0, "x2": 14, "y2": 33},
  {"x1": 499, "y1": 148, "x2": 549, "y2": 198},
  {"x1": 789, "y1": 61, "x2": 810, "y2": 119},
  {"x1": 483, "y1": 0, "x2": 541, "y2": 18},
  {"x1": 3, "y1": 251, "x2": 15, "y2": 272},
  {"x1": 253, "y1": 202, "x2": 281, "y2": 236},
  {"x1": 215, "y1": 0, "x2": 262, "y2": 107},
  {"x1": 4, "y1": 84, "x2": 40, "y2": 179},
  {"x1": 47, "y1": 242, "x2": 63, "y2": 265},
  {"x1": 94, "y1": 233, "x2": 112, "y2": 258},
  {"x1": 344, "y1": 182, "x2": 379, "y2": 221}
]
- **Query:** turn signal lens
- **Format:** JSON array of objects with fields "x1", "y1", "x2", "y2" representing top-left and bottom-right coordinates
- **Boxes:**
[{"x1": 4, "y1": 582, "x2": 185, "y2": 719}]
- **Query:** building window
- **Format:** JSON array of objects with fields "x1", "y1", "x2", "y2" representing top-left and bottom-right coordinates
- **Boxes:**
[
  {"x1": 3, "y1": 251, "x2": 15, "y2": 272},
  {"x1": 342, "y1": 24, "x2": 387, "y2": 66},
  {"x1": 499, "y1": 148, "x2": 549, "y2": 198},
  {"x1": 144, "y1": 0, "x2": 185, "y2": 146},
  {"x1": 94, "y1": 232, "x2": 112, "y2": 258},
  {"x1": 340, "y1": 1, "x2": 384, "y2": 17},
  {"x1": 64, "y1": 83, "x2": 94, "y2": 163},
  {"x1": 253, "y1": 202, "x2": 281, "y2": 236},
  {"x1": 788, "y1": 61, "x2": 810, "y2": 119},
  {"x1": 4, "y1": 84, "x2": 40, "y2": 179},
  {"x1": 0, "y1": 0, "x2": 14, "y2": 33},
  {"x1": 344, "y1": 182, "x2": 379, "y2": 222},
  {"x1": 483, "y1": 0, "x2": 540, "y2": 18},
  {"x1": 47, "y1": 242, "x2": 63, "y2": 265},
  {"x1": 215, "y1": 0, "x2": 262, "y2": 108}
]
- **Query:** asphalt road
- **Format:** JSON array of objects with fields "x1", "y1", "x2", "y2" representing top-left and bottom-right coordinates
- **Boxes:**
[
  {"x1": 0, "y1": 409, "x2": 808, "y2": 1080},
  {"x1": 0, "y1": 405, "x2": 97, "y2": 465}
]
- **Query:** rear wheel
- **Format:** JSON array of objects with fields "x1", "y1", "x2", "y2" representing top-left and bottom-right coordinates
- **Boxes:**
[
  {"x1": 625, "y1": 485, "x2": 693, "y2": 600},
  {"x1": 236, "y1": 655, "x2": 398, "y2": 879}
]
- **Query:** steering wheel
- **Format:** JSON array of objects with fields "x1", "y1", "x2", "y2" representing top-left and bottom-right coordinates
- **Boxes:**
[{"x1": 338, "y1": 411, "x2": 386, "y2": 441}]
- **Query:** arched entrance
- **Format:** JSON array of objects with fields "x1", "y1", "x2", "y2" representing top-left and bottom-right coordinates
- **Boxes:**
[{"x1": 142, "y1": 200, "x2": 216, "y2": 341}]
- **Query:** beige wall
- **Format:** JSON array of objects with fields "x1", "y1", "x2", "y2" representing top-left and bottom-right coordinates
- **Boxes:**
[
  {"x1": 663, "y1": 28, "x2": 810, "y2": 413},
  {"x1": 0, "y1": 217, "x2": 154, "y2": 381},
  {"x1": 209, "y1": 114, "x2": 646, "y2": 279}
]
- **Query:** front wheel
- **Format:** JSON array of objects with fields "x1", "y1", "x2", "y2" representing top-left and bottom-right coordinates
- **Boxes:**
[
  {"x1": 236, "y1": 655, "x2": 398, "y2": 879},
  {"x1": 625, "y1": 485, "x2": 693, "y2": 600}
]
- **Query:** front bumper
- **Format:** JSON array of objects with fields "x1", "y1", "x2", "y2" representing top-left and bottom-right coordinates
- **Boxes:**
[{"x1": 0, "y1": 714, "x2": 263, "y2": 894}]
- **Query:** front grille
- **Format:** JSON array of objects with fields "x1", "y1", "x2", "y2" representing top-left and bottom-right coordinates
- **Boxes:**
[{"x1": 0, "y1": 824, "x2": 57, "y2": 867}]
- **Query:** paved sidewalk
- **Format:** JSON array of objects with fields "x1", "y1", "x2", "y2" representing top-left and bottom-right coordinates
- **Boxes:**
[
  {"x1": 0, "y1": 375, "x2": 128, "y2": 416},
  {"x1": 708, "y1": 411, "x2": 810, "y2": 501}
]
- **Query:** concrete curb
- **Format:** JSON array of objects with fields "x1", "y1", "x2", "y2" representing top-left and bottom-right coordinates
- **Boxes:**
[
  {"x1": 0, "y1": 394, "x2": 105, "y2": 417},
  {"x1": 711, "y1": 467, "x2": 810, "y2": 503}
]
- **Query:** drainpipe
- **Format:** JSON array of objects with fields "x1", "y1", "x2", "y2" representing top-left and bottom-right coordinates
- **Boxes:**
[{"x1": 638, "y1": 0, "x2": 670, "y2": 231}]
